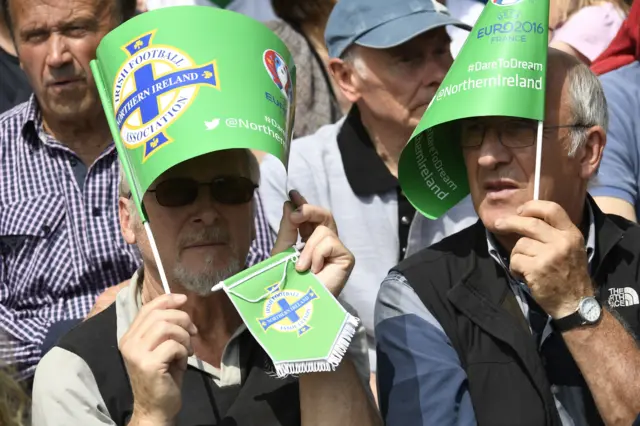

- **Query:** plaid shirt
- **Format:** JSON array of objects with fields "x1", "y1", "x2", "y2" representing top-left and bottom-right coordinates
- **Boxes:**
[{"x1": 0, "y1": 96, "x2": 274, "y2": 380}]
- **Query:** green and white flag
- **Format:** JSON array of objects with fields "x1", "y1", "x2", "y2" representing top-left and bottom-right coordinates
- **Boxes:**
[
  {"x1": 398, "y1": 0, "x2": 549, "y2": 219},
  {"x1": 213, "y1": 248, "x2": 359, "y2": 377},
  {"x1": 92, "y1": 6, "x2": 357, "y2": 376},
  {"x1": 91, "y1": 6, "x2": 296, "y2": 223}
]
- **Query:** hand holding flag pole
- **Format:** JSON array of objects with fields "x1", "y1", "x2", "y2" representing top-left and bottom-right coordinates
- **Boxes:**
[{"x1": 212, "y1": 189, "x2": 344, "y2": 295}]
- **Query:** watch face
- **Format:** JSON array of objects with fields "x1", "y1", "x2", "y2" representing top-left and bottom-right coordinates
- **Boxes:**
[{"x1": 580, "y1": 298, "x2": 602, "y2": 323}]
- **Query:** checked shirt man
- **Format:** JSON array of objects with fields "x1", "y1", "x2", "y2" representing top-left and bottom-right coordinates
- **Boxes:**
[{"x1": 0, "y1": 0, "x2": 273, "y2": 383}]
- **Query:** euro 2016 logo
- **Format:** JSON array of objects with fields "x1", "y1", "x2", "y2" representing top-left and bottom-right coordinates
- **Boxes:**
[
  {"x1": 112, "y1": 31, "x2": 220, "y2": 161},
  {"x1": 263, "y1": 49, "x2": 293, "y2": 104},
  {"x1": 263, "y1": 49, "x2": 295, "y2": 156}
]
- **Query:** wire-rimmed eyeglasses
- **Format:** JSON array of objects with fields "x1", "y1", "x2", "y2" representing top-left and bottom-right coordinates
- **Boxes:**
[{"x1": 459, "y1": 118, "x2": 592, "y2": 148}]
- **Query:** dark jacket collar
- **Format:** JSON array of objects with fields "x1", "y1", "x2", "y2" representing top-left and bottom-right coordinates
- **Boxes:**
[{"x1": 337, "y1": 106, "x2": 398, "y2": 196}]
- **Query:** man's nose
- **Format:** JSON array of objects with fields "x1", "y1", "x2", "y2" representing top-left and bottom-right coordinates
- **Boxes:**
[
  {"x1": 191, "y1": 186, "x2": 223, "y2": 226},
  {"x1": 423, "y1": 58, "x2": 450, "y2": 86},
  {"x1": 45, "y1": 34, "x2": 73, "y2": 69},
  {"x1": 477, "y1": 128, "x2": 512, "y2": 170}
]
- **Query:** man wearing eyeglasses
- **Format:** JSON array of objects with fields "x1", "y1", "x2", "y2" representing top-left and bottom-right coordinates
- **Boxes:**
[
  {"x1": 30, "y1": 148, "x2": 378, "y2": 426},
  {"x1": 375, "y1": 49, "x2": 640, "y2": 425}
]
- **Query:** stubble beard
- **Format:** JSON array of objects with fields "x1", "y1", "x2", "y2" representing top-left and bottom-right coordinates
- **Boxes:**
[{"x1": 173, "y1": 252, "x2": 244, "y2": 296}]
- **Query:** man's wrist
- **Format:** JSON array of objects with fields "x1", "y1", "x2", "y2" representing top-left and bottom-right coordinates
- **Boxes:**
[{"x1": 550, "y1": 300, "x2": 584, "y2": 320}]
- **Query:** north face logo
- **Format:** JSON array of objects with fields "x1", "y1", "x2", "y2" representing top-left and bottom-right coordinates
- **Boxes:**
[{"x1": 608, "y1": 287, "x2": 640, "y2": 308}]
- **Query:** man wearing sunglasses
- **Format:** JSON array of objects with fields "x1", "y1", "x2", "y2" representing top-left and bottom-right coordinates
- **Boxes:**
[
  {"x1": 376, "y1": 49, "x2": 640, "y2": 425},
  {"x1": 0, "y1": 0, "x2": 277, "y2": 387},
  {"x1": 31, "y1": 148, "x2": 378, "y2": 426}
]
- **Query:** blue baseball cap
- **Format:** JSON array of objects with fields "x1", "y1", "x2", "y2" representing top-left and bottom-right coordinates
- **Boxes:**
[{"x1": 325, "y1": 0, "x2": 472, "y2": 59}]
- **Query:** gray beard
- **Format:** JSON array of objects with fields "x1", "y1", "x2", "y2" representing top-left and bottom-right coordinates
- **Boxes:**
[{"x1": 173, "y1": 255, "x2": 243, "y2": 296}]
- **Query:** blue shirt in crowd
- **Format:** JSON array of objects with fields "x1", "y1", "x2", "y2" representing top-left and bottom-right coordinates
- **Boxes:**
[{"x1": 590, "y1": 61, "x2": 640, "y2": 216}]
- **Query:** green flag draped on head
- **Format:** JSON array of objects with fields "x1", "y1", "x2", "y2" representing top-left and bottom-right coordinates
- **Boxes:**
[
  {"x1": 92, "y1": 6, "x2": 358, "y2": 377},
  {"x1": 91, "y1": 6, "x2": 296, "y2": 224},
  {"x1": 398, "y1": 0, "x2": 550, "y2": 219}
]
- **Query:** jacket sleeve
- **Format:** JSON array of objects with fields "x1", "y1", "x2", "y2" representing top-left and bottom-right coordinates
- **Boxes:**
[
  {"x1": 31, "y1": 346, "x2": 116, "y2": 426},
  {"x1": 375, "y1": 271, "x2": 476, "y2": 426}
]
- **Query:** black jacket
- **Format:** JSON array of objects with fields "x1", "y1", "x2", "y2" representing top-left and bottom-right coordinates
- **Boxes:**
[{"x1": 395, "y1": 199, "x2": 640, "y2": 426}]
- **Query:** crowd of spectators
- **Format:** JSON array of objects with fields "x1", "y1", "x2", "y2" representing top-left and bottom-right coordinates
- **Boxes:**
[{"x1": 3, "y1": 0, "x2": 640, "y2": 424}]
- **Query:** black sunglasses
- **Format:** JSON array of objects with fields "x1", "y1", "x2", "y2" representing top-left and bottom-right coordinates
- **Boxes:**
[{"x1": 146, "y1": 176, "x2": 258, "y2": 207}]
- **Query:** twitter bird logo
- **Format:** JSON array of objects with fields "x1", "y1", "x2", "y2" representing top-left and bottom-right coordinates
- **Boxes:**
[{"x1": 205, "y1": 119, "x2": 220, "y2": 130}]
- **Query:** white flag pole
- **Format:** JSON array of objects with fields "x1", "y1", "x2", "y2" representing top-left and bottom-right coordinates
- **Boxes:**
[
  {"x1": 144, "y1": 221, "x2": 172, "y2": 294},
  {"x1": 533, "y1": 120, "x2": 544, "y2": 200}
]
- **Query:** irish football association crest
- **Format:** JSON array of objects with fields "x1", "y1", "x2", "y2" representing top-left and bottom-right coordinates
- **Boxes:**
[
  {"x1": 112, "y1": 31, "x2": 220, "y2": 161},
  {"x1": 258, "y1": 284, "x2": 318, "y2": 337}
]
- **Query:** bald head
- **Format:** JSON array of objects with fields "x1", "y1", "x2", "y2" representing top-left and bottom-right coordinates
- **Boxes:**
[{"x1": 548, "y1": 47, "x2": 583, "y2": 72}]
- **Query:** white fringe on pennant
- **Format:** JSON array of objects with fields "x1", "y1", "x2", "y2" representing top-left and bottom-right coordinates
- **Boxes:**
[{"x1": 273, "y1": 313, "x2": 360, "y2": 378}]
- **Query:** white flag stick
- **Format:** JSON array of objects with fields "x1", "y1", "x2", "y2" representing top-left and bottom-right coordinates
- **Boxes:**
[
  {"x1": 144, "y1": 221, "x2": 172, "y2": 294},
  {"x1": 533, "y1": 120, "x2": 544, "y2": 200}
]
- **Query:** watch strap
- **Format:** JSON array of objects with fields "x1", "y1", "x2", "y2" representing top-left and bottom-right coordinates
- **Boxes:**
[
  {"x1": 552, "y1": 312, "x2": 585, "y2": 333},
  {"x1": 552, "y1": 297, "x2": 602, "y2": 332}
]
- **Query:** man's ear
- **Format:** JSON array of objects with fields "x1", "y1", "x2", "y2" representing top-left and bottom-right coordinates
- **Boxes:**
[
  {"x1": 328, "y1": 56, "x2": 362, "y2": 104},
  {"x1": 119, "y1": 197, "x2": 137, "y2": 245},
  {"x1": 579, "y1": 125, "x2": 606, "y2": 180}
]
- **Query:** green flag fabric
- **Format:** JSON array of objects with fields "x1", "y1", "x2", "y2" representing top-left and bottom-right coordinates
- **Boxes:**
[
  {"x1": 90, "y1": 6, "x2": 296, "y2": 220},
  {"x1": 398, "y1": 0, "x2": 549, "y2": 219},
  {"x1": 217, "y1": 248, "x2": 359, "y2": 377}
]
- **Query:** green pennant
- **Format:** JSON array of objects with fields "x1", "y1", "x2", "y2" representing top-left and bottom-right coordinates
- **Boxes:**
[
  {"x1": 217, "y1": 248, "x2": 359, "y2": 377},
  {"x1": 398, "y1": 0, "x2": 549, "y2": 219}
]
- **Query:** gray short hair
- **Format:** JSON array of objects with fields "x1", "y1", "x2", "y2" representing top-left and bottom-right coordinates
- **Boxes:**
[
  {"x1": 340, "y1": 46, "x2": 369, "y2": 77},
  {"x1": 566, "y1": 63, "x2": 609, "y2": 157}
]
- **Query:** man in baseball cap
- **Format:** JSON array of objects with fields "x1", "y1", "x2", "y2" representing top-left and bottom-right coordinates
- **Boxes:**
[
  {"x1": 259, "y1": 0, "x2": 478, "y2": 399},
  {"x1": 325, "y1": 0, "x2": 470, "y2": 58}
]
